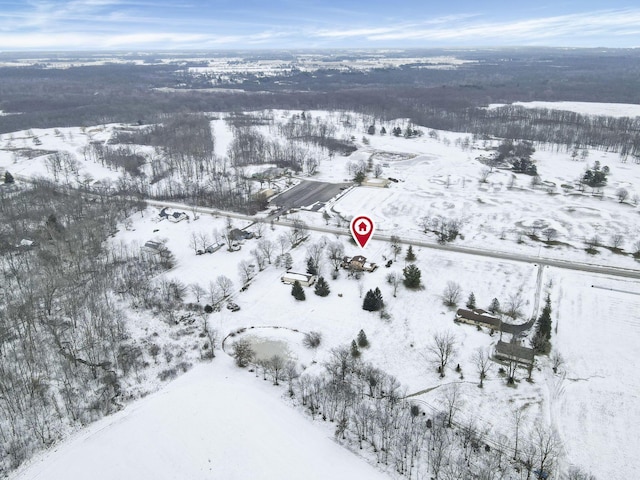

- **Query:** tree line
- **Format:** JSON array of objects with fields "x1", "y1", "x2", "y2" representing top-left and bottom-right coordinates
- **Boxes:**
[{"x1": 0, "y1": 180, "x2": 194, "y2": 473}]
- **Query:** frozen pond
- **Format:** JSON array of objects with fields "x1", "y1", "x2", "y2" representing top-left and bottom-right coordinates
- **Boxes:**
[{"x1": 244, "y1": 335, "x2": 291, "y2": 361}]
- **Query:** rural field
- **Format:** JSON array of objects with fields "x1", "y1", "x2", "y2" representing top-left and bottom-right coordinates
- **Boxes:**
[{"x1": 2, "y1": 99, "x2": 639, "y2": 479}]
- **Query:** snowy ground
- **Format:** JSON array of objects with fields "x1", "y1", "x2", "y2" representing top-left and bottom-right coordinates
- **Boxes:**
[
  {"x1": 10, "y1": 356, "x2": 392, "y2": 480},
  {"x1": 3, "y1": 108, "x2": 640, "y2": 479},
  {"x1": 547, "y1": 268, "x2": 640, "y2": 479},
  {"x1": 488, "y1": 101, "x2": 640, "y2": 118}
]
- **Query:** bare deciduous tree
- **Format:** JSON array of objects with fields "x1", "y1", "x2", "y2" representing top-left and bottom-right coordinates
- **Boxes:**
[
  {"x1": 216, "y1": 275, "x2": 234, "y2": 298},
  {"x1": 390, "y1": 235, "x2": 402, "y2": 260},
  {"x1": 189, "y1": 232, "x2": 199, "y2": 254},
  {"x1": 443, "y1": 281, "x2": 462, "y2": 307},
  {"x1": 512, "y1": 407, "x2": 528, "y2": 461},
  {"x1": 277, "y1": 233, "x2": 290, "y2": 255},
  {"x1": 189, "y1": 283, "x2": 206, "y2": 303},
  {"x1": 472, "y1": 347, "x2": 491, "y2": 388},
  {"x1": 238, "y1": 260, "x2": 255, "y2": 285},
  {"x1": 505, "y1": 291, "x2": 524, "y2": 319},
  {"x1": 542, "y1": 227, "x2": 558, "y2": 242},
  {"x1": 257, "y1": 239, "x2": 275, "y2": 263},
  {"x1": 289, "y1": 216, "x2": 308, "y2": 246},
  {"x1": 326, "y1": 241, "x2": 345, "y2": 272},
  {"x1": 266, "y1": 355, "x2": 286, "y2": 385},
  {"x1": 428, "y1": 331, "x2": 457, "y2": 377},
  {"x1": 385, "y1": 271, "x2": 401, "y2": 297},
  {"x1": 253, "y1": 218, "x2": 265, "y2": 238},
  {"x1": 306, "y1": 242, "x2": 324, "y2": 273},
  {"x1": 610, "y1": 233, "x2": 624, "y2": 250},
  {"x1": 442, "y1": 383, "x2": 463, "y2": 427},
  {"x1": 250, "y1": 248, "x2": 266, "y2": 271},
  {"x1": 533, "y1": 426, "x2": 561, "y2": 479}
]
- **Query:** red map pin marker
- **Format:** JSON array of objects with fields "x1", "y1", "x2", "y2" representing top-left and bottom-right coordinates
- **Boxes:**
[{"x1": 350, "y1": 215, "x2": 375, "y2": 249}]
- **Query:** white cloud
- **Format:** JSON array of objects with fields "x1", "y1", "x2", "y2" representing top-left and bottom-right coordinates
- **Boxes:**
[
  {"x1": 2, "y1": 5, "x2": 640, "y2": 49},
  {"x1": 364, "y1": 9, "x2": 640, "y2": 42}
]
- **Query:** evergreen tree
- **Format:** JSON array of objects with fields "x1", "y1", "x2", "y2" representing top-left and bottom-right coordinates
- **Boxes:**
[
  {"x1": 466, "y1": 292, "x2": 476, "y2": 310},
  {"x1": 380, "y1": 126, "x2": 386, "y2": 135},
  {"x1": 353, "y1": 170, "x2": 366, "y2": 184},
  {"x1": 314, "y1": 276, "x2": 330, "y2": 297},
  {"x1": 367, "y1": 125, "x2": 376, "y2": 135},
  {"x1": 403, "y1": 264, "x2": 422, "y2": 289},
  {"x1": 373, "y1": 287, "x2": 384, "y2": 310},
  {"x1": 362, "y1": 288, "x2": 384, "y2": 311},
  {"x1": 350, "y1": 340, "x2": 361, "y2": 358},
  {"x1": 357, "y1": 329, "x2": 369, "y2": 348},
  {"x1": 4, "y1": 171, "x2": 14, "y2": 184},
  {"x1": 291, "y1": 280, "x2": 306, "y2": 301},
  {"x1": 488, "y1": 297, "x2": 500, "y2": 314},
  {"x1": 363, "y1": 289, "x2": 376, "y2": 311},
  {"x1": 532, "y1": 295, "x2": 552, "y2": 353},
  {"x1": 306, "y1": 256, "x2": 318, "y2": 275},
  {"x1": 405, "y1": 245, "x2": 416, "y2": 262}
]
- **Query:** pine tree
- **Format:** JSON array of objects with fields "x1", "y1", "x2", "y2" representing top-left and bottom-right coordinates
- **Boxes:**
[
  {"x1": 532, "y1": 295, "x2": 552, "y2": 353},
  {"x1": 488, "y1": 297, "x2": 500, "y2": 314},
  {"x1": 405, "y1": 245, "x2": 416, "y2": 262},
  {"x1": 306, "y1": 257, "x2": 318, "y2": 275},
  {"x1": 362, "y1": 289, "x2": 376, "y2": 311},
  {"x1": 291, "y1": 280, "x2": 306, "y2": 301},
  {"x1": 350, "y1": 340, "x2": 361, "y2": 358},
  {"x1": 466, "y1": 292, "x2": 476, "y2": 309},
  {"x1": 357, "y1": 329, "x2": 369, "y2": 348},
  {"x1": 538, "y1": 295, "x2": 552, "y2": 340},
  {"x1": 403, "y1": 264, "x2": 422, "y2": 289},
  {"x1": 373, "y1": 287, "x2": 384, "y2": 310},
  {"x1": 362, "y1": 288, "x2": 384, "y2": 312},
  {"x1": 4, "y1": 171, "x2": 14, "y2": 184},
  {"x1": 314, "y1": 276, "x2": 330, "y2": 297}
]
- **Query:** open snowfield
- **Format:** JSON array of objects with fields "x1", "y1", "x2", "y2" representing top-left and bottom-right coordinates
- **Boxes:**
[
  {"x1": 3, "y1": 108, "x2": 640, "y2": 478},
  {"x1": 488, "y1": 101, "x2": 640, "y2": 118},
  {"x1": 548, "y1": 268, "x2": 640, "y2": 479},
  {"x1": 10, "y1": 355, "x2": 392, "y2": 480}
]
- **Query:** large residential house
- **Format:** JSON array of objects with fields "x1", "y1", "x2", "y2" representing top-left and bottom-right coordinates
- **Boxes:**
[
  {"x1": 341, "y1": 255, "x2": 378, "y2": 272},
  {"x1": 455, "y1": 308, "x2": 501, "y2": 330}
]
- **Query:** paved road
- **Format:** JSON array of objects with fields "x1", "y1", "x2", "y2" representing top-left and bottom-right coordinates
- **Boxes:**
[
  {"x1": 270, "y1": 180, "x2": 352, "y2": 210},
  {"x1": 273, "y1": 217, "x2": 640, "y2": 280},
  {"x1": 6, "y1": 169, "x2": 640, "y2": 282}
]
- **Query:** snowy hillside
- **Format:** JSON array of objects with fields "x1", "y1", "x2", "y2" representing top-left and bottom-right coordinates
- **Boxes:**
[{"x1": 11, "y1": 355, "x2": 391, "y2": 480}]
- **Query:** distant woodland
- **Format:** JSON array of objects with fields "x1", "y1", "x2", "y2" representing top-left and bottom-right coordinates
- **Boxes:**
[{"x1": 1, "y1": 48, "x2": 640, "y2": 156}]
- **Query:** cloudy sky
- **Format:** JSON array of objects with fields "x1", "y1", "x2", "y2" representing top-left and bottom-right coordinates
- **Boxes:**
[{"x1": 1, "y1": 0, "x2": 639, "y2": 50}]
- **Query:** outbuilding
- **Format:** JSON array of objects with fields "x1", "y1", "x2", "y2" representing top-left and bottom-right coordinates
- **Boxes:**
[{"x1": 281, "y1": 271, "x2": 317, "y2": 287}]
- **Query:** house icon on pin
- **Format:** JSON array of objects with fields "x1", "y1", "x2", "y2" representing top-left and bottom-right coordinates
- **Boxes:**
[{"x1": 358, "y1": 222, "x2": 368, "y2": 232}]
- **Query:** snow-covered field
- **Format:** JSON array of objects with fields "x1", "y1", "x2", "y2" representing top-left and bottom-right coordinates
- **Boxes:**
[
  {"x1": 550, "y1": 269, "x2": 640, "y2": 478},
  {"x1": 11, "y1": 356, "x2": 392, "y2": 480},
  {"x1": 488, "y1": 101, "x2": 640, "y2": 118},
  {"x1": 3, "y1": 107, "x2": 640, "y2": 479}
]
